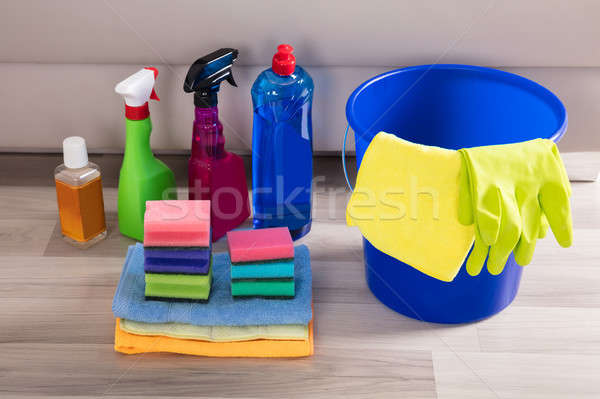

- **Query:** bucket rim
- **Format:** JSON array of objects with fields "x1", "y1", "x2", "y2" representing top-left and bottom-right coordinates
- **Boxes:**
[{"x1": 345, "y1": 64, "x2": 568, "y2": 144}]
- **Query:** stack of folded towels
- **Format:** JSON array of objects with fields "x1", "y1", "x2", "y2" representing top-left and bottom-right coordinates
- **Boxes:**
[
  {"x1": 111, "y1": 200, "x2": 314, "y2": 358},
  {"x1": 227, "y1": 227, "x2": 295, "y2": 299},
  {"x1": 143, "y1": 200, "x2": 212, "y2": 302}
]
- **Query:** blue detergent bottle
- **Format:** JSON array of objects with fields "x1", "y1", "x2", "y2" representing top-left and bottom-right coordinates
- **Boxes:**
[{"x1": 251, "y1": 44, "x2": 314, "y2": 240}]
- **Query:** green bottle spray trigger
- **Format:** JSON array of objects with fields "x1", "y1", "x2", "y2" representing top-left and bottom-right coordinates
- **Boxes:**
[{"x1": 115, "y1": 67, "x2": 176, "y2": 241}]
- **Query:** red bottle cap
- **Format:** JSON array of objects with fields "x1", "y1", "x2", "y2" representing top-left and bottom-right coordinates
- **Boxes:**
[
  {"x1": 125, "y1": 102, "x2": 150, "y2": 120},
  {"x1": 272, "y1": 44, "x2": 296, "y2": 76}
]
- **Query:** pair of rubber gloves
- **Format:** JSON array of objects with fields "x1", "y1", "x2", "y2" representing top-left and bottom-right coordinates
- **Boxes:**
[{"x1": 458, "y1": 138, "x2": 572, "y2": 276}]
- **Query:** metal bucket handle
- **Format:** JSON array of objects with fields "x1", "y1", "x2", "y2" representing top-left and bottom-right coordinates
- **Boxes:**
[{"x1": 342, "y1": 124, "x2": 354, "y2": 192}]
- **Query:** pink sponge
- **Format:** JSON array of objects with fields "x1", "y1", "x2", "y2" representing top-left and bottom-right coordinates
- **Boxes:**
[
  {"x1": 143, "y1": 200, "x2": 210, "y2": 247},
  {"x1": 226, "y1": 227, "x2": 294, "y2": 263}
]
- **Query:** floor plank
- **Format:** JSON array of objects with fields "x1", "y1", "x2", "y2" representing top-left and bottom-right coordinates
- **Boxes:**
[
  {"x1": 476, "y1": 305, "x2": 600, "y2": 354},
  {"x1": 0, "y1": 343, "x2": 436, "y2": 398},
  {"x1": 0, "y1": 218, "x2": 56, "y2": 256},
  {"x1": 433, "y1": 351, "x2": 600, "y2": 399}
]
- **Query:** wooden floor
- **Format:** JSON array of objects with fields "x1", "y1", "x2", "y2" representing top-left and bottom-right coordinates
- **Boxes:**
[{"x1": 1, "y1": 154, "x2": 599, "y2": 398}]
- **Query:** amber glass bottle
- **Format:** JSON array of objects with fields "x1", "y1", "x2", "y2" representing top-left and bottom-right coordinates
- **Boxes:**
[{"x1": 55, "y1": 137, "x2": 106, "y2": 247}]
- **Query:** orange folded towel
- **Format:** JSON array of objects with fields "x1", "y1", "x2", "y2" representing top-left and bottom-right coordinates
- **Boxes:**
[{"x1": 114, "y1": 318, "x2": 314, "y2": 358}]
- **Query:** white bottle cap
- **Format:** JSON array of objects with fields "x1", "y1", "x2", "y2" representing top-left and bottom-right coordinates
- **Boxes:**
[
  {"x1": 63, "y1": 136, "x2": 89, "y2": 169},
  {"x1": 115, "y1": 68, "x2": 157, "y2": 106}
]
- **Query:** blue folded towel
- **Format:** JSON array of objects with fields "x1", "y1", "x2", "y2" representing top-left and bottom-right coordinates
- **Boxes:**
[
  {"x1": 231, "y1": 260, "x2": 294, "y2": 280},
  {"x1": 112, "y1": 243, "x2": 312, "y2": 326}
]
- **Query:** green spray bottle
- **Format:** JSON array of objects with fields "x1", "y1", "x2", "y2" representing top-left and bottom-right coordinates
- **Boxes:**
[{"x1": 115, "y1": 67, "x2": 176, "y2": 241}]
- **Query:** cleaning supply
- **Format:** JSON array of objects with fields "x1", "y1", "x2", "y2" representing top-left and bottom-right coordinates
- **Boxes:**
[
  {"x1": 346, "y1": 132, "x2": 475, "y2": 282},
  {"x1": 231, "y1": 261, "x2": 295, "y2": 280},
  {"x1": 251, "y1": 44, "x2": 314, "y2": 240},
  {"x1": 231, "y1": 280, "x2": 295, "y2": 298},
  {"x1": 112, "y1": 243, "x2": 312, "y2": 326},
  {"x1": 119, "y1": 318, "x2": 309, "y2": 341},
  {"x1": 114, "y1": 318, "x2": 314, "y2": 357},
  {"x1": 145, "y1": 266, "x2": 212, "y2": 301},
  {"x1": 226, "y1": 227, "x2": 294, "y2": 263},
  {"x1": 227, "y1": 227, "x2": 296, "y2": 298},
  {"x1": 143, "y1": 200, "x2": 210, "y2": 247},
  {"x1": 142, "y1": 200, "x2": 212, "y2": 301},
  {"x1": 144, "y1": 253, "x2": 211, "y2": 275},
  {"x1": 144, "y1": 247, "x2": 211, "y2": 262},
  {"x1": 115, "y1": 67, "x2": 176, "y2": 241},
  {"x1": 144, "y1": 261, "x2": 209, "y2": 275},
  {"x1": 458, "y1": 138, "x2": 572, "y2": 276},
  {"x1": 345, "y1": 64, "x2": 568, "y2": 323},
  {"x1": 54, "y1": 136, "x2": 106, "y2": 247},
  {"x1": 184, "y1": 49, "x2": 250, "y2": 241}
]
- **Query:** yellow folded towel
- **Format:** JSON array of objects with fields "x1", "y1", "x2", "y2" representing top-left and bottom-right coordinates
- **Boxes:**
[
  {"x1": 346, "y1": 132, "x2": 474, "y2": 282},
  {"x1": 114, "y1": 318, "x2": 314, "y2": 357},
  {"x1": 119, "y1": 318, "x2": 309, "y2": 342}
]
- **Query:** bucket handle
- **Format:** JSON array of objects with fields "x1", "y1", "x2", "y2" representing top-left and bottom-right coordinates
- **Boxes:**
[{"x1": 342, "y1": 124, "x2": 354, "y2": 192}]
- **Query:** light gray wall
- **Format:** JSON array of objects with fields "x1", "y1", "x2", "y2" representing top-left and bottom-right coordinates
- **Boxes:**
[
  {"x1": 1, "y1": 0, "x2": 599, "y2": 153},
  {"x1": 3, "y1": 0, "x2": 600, "y2": 66}
]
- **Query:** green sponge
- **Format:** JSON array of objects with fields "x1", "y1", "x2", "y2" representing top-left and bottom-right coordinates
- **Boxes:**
[
  {"x1": 231, "y1": 280, "x2": 294, "y2": 298},
  {"x1": 145, "y1": 265, "x2": 212, "y2": 301}
]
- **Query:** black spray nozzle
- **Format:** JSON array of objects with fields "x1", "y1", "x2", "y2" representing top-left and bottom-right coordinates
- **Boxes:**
[{"x1": 184, "y1": 48, "x2": 238, "y2": 107}]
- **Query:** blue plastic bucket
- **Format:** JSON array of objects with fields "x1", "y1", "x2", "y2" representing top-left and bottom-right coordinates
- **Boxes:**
[{"x1": 345, "y1": 64, "x2": 567, "y2": 324}]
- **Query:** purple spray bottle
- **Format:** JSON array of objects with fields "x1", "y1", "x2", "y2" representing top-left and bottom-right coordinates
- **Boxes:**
[{"x1": 184, "y1": 49, "x2": 250, "y2": 241}]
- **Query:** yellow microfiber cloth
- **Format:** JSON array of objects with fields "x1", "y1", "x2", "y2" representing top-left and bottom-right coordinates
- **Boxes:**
[
  {"x1": 119, "y1": 318, "x2": 309, "y2": 342},
  {"x1": 114, "y1": 318, "x2": 314, "y2": 357},
  {"x1": 346, "y1": 132, "x2": 474, "y2": 282}
]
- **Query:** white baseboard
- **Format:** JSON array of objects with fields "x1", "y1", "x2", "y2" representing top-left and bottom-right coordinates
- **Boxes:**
[{"x1": 562, "y1": 152, "x2": 600, "y2": 182}]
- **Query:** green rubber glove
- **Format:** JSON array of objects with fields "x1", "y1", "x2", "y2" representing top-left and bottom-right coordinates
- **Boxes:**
[{"x1": 458, "y1": 139, "x2": 572, "y2": 276}]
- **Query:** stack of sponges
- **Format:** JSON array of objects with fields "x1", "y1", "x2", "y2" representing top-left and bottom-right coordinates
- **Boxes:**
[
  {"x1": 143, "y1": 200, "x2": 212, "y2": 302},
  {"x1": 227, "y1": 227, "x2": 295, "y2": 298}
]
